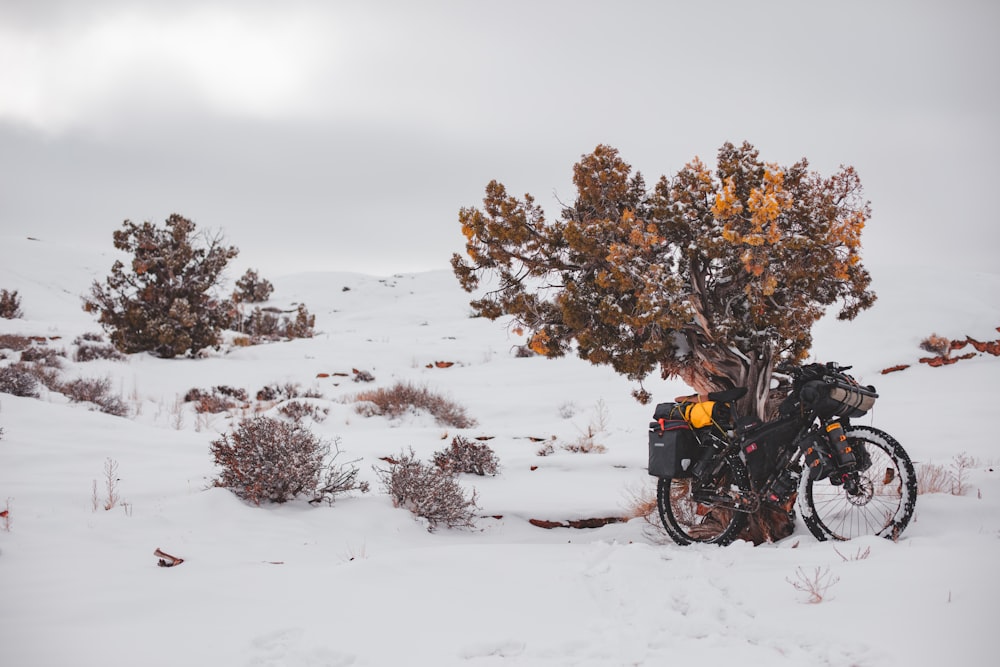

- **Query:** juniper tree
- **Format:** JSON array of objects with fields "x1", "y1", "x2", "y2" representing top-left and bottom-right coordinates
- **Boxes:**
[
  {"x1": 83, "y1": 214, "x2": 239, "y2": 358},
  {"x1": 233, "y1": 268, "x2": 274, "y2": 303},
  {"x1": 453, "y1": 142, "x2": 875, "y2": 419}
]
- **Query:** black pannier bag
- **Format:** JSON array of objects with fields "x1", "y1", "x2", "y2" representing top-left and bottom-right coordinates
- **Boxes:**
[
  {"x1": 797, "y1": 430, "x2": 836, "y2": 480},
  {"x1": 739, "y1": 416, "x2": 800, "y2": 484},
  {"x1": 801, "y1": 379, "x2": 878, "y2": 418},
  {"x1": 648, "y1": 419, "x2": 698, "y2": 478},
  {"x1": 652, "y1": 401, "x2": 684, "y2": 421}
]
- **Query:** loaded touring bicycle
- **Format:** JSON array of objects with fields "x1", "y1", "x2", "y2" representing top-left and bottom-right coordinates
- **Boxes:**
[{"x1": 648, "y1": 362, "x2": 917, "y2": 545}]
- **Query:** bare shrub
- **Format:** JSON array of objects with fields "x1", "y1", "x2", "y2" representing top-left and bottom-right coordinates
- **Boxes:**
[
  {"x1": 211, "y1": 416, "x2": 361, "y2": 505},
  {"x1": 374, "y1": 448, "x2": 479, "y2": 530},
  {"x1": 433, "y1": 435, "x2": 499, "y2": 476},
  {"x1": 237, "y1": 303, "x2": 315, "y2": 342},
  {"x1": 787, "y1": 566, "x2": 839, "y2": 604},
  {"x1": 73, "y1": 333, "x2": 125, "y2": 362},
  {"x1": 184, "y1": 386, "x2": 247, "y2": 414},
  {"x1": 0, "y1": 334, "x2": 33, "y2": 352},
  {"x1": 353, "y1": 382, "x2": 476, "y2": 428},
  {"x1": 93, "y1": 458, "x2": 121, "y2": 511},
  {"x1": 310, "y1": 440, "x2": 369, "y2": 506},
  {"x1": 61, "y1": 377, "x2": 129, "y2": 416},
  {"x1": 557, "y1": 401, "x2": 577, "y2": 419},
  {"x1": 278, "y1": 400, "x2": 329, "y2": 423},
  {"x1": 0, "y1": 289, "x2": 22, "y2": 319},
  {"x1": 834, "y1": 545, "x2": 872, "y2": 561},
  {"x1": 74, "y1": 344, "x2": 125, "y2": 362},
  {"x1": 951, "y1": 453, "x2": 975, "y2": 496},
  {"x1": 536, "y1": 441, "x2": 555, "y2": 457},
  {"x1": 562, "y1": 400, "x2": 609, "y2": 453},
  {"x1": 0, "y1": 363, "x2": 40, "y2": 397},
  {"x1": 919, "y1": 333, "x2": 951, "y2": 358},
  {"x1": 917, "y1": 454, "x2": 978, "y2": 496},
  {"x1": 256, "y1": 383, "x2": 300, "y2": 402},
  {"x1": 20, "y1": 346, "x2": 64, "y2": 367},
  {"x1": 25, "y1": 363, "x2": 61, "y2": 391}
]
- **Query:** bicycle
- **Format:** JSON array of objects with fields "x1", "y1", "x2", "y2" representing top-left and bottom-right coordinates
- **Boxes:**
[{"x1": 648, "y1": 362, "x2": 917, "y2": 545}]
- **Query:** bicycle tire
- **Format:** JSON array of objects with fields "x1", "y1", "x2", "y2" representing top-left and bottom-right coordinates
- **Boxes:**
[
  {"x1": 799, "y1": 426, "x2": 917, "y2": 541},
  {"x1": 656, "y1": 453, "x2": 752, "y2": 546}
]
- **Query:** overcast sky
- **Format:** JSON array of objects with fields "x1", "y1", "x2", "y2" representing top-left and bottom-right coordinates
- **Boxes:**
[{"x1": 2, "y1": 0, "x2": 998, "y2": 278}]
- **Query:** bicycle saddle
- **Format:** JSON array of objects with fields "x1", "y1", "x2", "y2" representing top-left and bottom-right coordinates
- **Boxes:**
[{"x1": 707, "y1": 387, "x2": 747, "y2": 402}]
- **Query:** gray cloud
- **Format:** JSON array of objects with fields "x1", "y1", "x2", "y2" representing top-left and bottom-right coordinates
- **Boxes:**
[{"x1": 2, "y1": 0, "x2": 998, "y2": 276}]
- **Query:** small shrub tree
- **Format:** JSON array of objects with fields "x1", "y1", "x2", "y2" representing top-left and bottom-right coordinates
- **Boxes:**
[
  {"x1": 0, "y1": 290, "x2": 23, "y2": 319},
  {"x1": 0, "y1": 363, "x2": 40, "y2": 397},
  {"x1": 433, "y1": 435, "x2": 499, "y2": 476},
  {"x1": 210, "y1": 416, "x2": 361, "y2": 505},
  {"x1": 83, "y1": 214, "x2": 239, "y2": 358},
  {"x1": 282, "y1": 303, "x2": 316, "y2": 339},
  {"x1": 238, "y1": 304, "x2": 316, "y2": 342},
  {"x1": 375, "y1": 448, "x2": 479, "y2": 530},
  {"x1": 233, "y1": 268, "x2": 274, "y2": 303}
]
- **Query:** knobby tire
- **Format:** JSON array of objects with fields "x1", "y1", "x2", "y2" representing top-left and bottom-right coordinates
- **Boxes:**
[
  {"x1": 799, "y1": 426, "x2": 917, "y2": 541},
  {"x1": 656, "y1": 453, "x2": 751, "y2": 546}
]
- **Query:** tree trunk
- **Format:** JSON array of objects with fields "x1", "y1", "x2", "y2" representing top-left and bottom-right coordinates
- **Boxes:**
[
  {"x1": 679, "y1": 258, "x2": 777, "y2": 421},
  {"x1": 675, "y1": 338, "x2": 775, "y2": 422}
]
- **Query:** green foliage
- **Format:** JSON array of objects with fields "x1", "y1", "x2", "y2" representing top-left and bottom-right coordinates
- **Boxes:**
[
  {"x1": 83, "y1": 214, "x2": 239, "y2": 358},
  {"x1": 453, "y1": 142, "x2": 876, "y2": 417}
]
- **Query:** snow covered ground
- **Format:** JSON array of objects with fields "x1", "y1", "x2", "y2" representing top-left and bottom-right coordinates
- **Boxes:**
[{"x1": 1, "y1": 234, "x2": 998, "y2": 666}]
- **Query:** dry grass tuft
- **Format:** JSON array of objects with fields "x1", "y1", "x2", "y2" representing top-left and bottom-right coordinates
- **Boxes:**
[
  {"x1": 787, "y1": 566, "x2": 839, "y2": 604},
  {"x1": 917, "y1": 453, "x2": 979, "y2": 496},
  {"x1": 353, "y1": 382, "x2": 476, "y2": 429},
  {"x1": 562, "y1": 400, "x2": 609, "y2": 453}
]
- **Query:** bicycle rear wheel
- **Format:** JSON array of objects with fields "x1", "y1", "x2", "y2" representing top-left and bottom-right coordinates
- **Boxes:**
[
  {"x1": 799, "y1": 426, "x2": 917, "y2": 541},
  {"x1": 656, "y1": 453, "x2": 751, "y2": 546}
]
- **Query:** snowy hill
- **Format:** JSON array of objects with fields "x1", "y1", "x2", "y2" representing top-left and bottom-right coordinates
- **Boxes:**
[{"x1": 1, "y1": 234, "x2": 999, "y2": 666}]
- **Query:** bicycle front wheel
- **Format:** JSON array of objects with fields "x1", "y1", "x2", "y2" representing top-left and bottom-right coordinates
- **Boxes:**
[{"x1": 799, "y1": 426, "x2": 917, "y2": 541}]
